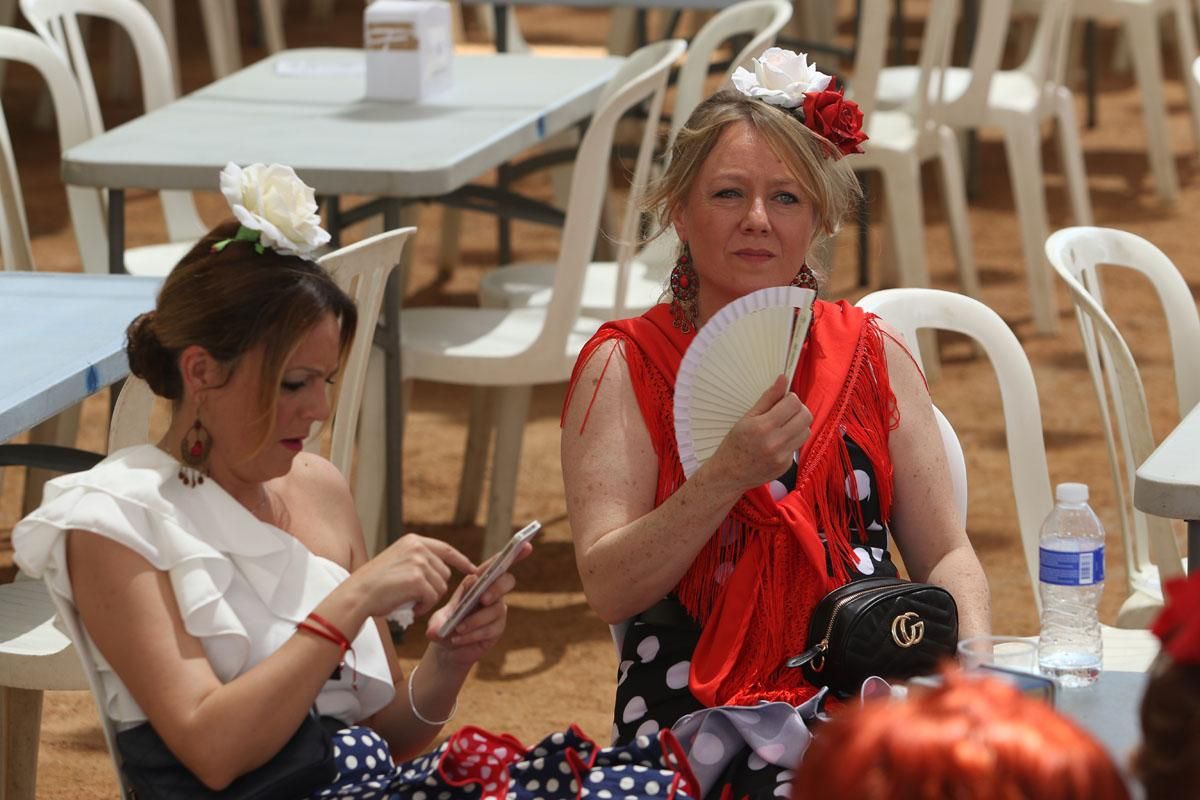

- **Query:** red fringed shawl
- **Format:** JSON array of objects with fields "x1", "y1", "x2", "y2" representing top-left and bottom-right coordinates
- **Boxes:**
[{"x1": 564, "y1": 301, "x2": 900, "y2": 708}]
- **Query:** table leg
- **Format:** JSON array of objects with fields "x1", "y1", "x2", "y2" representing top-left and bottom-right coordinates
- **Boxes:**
[
  {"x1": 1189, "y1": 520, "x2": 1198, "y2": 575},
  {"x1": 1084, "y1": 20, "x2": 1097, "y2": 129},
  {"x1": 108, "y1": 188, "x2": 125, "y2": 274},
  {"x1": 891, "y1": 0, "x2": 905, "y2": 63},
  {"x1": 497, "y1": 162, "x2": 512, "y2": 265},
  {"x1": 493, "y1": 4, "x2": 508, "y2": 53}
]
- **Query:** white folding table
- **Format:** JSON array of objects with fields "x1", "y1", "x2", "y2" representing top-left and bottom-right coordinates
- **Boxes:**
[
  {"x1": 1135, "y1": 402, "x2": 1200, "y2": 575},
  {"x1": 0, "y1": 272, "x2": 161, "y2": 444},
  {"x1": 60, "y1": 48, "x2": 623, "y2": 536}
]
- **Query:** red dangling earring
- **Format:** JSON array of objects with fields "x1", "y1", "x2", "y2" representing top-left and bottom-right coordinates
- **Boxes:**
[
  {"x1": 669, "y1": 243, "x2": 699, "y2": 334},
  {"x1": 790, "y1": 262, "x2": 819, "y2": 293},
  {"x1": 179, "y1": 416, "x2": 213, "y2": 487}
]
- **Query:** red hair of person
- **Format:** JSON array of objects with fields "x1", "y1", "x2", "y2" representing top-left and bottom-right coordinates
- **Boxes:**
[{"x1": 791, "y1": 669, "x2": 1130, "y2": 800}]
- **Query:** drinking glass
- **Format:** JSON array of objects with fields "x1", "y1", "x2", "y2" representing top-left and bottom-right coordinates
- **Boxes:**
[{"x1": 957, "y1": 635, "x2": 1039, "y2": 674}]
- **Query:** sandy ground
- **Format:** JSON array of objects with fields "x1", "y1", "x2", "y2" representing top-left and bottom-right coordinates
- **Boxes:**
[{"x1": 1, "y1": 2, "x2": 1197, "y2": 796}]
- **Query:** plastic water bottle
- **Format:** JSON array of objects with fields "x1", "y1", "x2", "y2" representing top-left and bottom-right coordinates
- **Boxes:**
[{"x1": 1037, "y1": 483, "x2": 1104, "y2": 687}]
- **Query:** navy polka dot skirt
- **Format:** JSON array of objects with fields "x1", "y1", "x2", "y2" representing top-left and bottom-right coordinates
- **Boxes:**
[{"x1": 309, "y1": 724, "x2": 700, "y2": 799}]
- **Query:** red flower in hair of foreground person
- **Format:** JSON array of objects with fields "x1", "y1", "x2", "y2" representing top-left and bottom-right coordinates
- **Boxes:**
[
  {"x1": 802, "y1": 88, "x2": 868, "y2": 156},
  {"x1": 1152, "y1": 573, "x2": 1200, "y2": 664}
]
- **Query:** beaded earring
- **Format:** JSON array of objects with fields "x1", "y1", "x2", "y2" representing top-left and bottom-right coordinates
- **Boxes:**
[
  {"x1": 790, "y1": 262, "x2": 819, "y2": 293},
  {"x1": 179, "y1": 416, "x2": 213, "y2": 487},
  {"x1": 669, "y1": 243, "x2": 699, "y2": 334}
]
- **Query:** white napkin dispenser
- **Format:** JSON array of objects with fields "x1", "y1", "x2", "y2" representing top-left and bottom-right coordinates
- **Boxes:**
[{"x1": 364, "y1": 0, "x2": 453, "y2": 101}]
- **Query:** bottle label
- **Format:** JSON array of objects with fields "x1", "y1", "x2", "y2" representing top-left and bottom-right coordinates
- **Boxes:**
[{"x1": 1039, "y1": 546, "x2": 1105, "y2": 586}]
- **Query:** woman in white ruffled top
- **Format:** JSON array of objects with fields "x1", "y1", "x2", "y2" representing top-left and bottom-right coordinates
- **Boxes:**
[{"x1": 15, "y1": 164, "x2": 700, "y2": 800}]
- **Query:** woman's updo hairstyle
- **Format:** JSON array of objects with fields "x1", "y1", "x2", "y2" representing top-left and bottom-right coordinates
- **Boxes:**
[
  {"x1": 126, "y1": 219, "x2": 357, "y2": 423},
  {"x1": 643, "y1": 89, "x2": 862, "y2": 277}
]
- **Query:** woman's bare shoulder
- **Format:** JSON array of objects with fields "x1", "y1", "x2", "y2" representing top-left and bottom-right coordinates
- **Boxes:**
[{"x1": 277, "y1": 453, "x2": 361, "y2": 567}]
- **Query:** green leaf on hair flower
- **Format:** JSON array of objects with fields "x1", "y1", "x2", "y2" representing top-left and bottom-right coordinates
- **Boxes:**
[
  {"x1": 209, "y1": 225, "x2": 263, "y2": 254},
  {"x1": 234, "y1": 225, "x2": 261, "y2": 243}
]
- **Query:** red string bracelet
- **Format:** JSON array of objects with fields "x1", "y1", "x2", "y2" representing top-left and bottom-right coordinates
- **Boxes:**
[{"x1": 297, "y1": 612, "x2": 358, "y2": 690}]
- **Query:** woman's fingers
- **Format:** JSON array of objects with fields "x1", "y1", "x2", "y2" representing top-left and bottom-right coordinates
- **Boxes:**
[
  {"x1": 748, "y1": 374, "x2": 789, "y2": 416},
  {"x1": 447, "y1": 601, "x2": 508, "y2": 647},
  {"x1": 424, "y1": 539, "x2": 476, "y2": 575}
]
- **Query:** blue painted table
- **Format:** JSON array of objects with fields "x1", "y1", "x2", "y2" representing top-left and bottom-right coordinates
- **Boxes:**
[{"x1": 0, "y1": 273, "x2": 161, "y2": 443}]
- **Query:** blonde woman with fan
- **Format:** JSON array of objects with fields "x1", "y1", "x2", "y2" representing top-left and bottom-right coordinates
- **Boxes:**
[{"x1": 562, "y1": 49, "x2": 991, "y2": 798}]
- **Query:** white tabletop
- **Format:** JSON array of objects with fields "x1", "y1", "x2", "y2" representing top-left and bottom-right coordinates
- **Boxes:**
[
  {"x1": 0, "y1": 273, "x2": 161, "y2": 443},
  {"x1": 1135, "y1": 402, "x2": 1200, "y2": 521},
  {"x1": 61, "y1": 49, "x2": 623, "y2": 197}
]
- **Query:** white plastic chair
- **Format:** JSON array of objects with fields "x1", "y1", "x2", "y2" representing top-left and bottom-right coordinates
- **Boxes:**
[
  {"x1": 317, "y1": 227, "x2": 416, "y2": 555},
  {"x1": 477, "y1": 0, "x2": 791, "y2": 319},
  {"x1": 0, "y1": 375, "x2": 151, "y2": 800},
  {"x1": 400, "y1": 40, "x2": 685, "y2": 556},
  {"x1": 0, "y1": 27, "x2": 108, "y2": 274},
  {"x1": 1014, "y1": 0, "x2": 1200, "y2": 204},
  {"x1": 849, "y1": 0, "x2": 980, "y2": 304},
  {"x1": 667, "y1": 0, "x2": 793, "y2": 148},
  {"x1": 856, "y1": 287, "x2": 1169, "y2": 658},
  {"x1": 857, "y1": 289, "x2": 1058, "y2": 610},
  {"x1": 874, "y1": 0, "x2": 1088, "y2": 336},
  {"x1": 21, "y1": 0, "x2": 208, "y2": 276},
  {"x1": 1046, "y1": 227, "x2": 1191, "y2": 626}
]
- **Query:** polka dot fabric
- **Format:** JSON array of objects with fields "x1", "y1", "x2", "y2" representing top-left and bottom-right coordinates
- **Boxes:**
[
  {"x1": 613, "y1": 436, "x2": 893, "y2": 798},
  {"x1": 308, "y1": 724, "x2": 700, "y2": 799}
]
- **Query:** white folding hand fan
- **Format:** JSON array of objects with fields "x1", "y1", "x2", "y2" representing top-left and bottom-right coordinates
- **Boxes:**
[{"x1": 674, "y1": 285, "x2": 815, "y2": 478}]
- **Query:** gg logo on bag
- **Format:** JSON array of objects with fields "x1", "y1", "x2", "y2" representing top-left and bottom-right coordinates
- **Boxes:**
[{"x1": 891, "y1": 611, "x2": 925, "y2": 648}]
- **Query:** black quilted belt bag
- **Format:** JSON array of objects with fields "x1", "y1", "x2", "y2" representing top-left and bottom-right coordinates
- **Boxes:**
[{"x1": 785, "y1": 576, "x2": 959, "y2": 697}]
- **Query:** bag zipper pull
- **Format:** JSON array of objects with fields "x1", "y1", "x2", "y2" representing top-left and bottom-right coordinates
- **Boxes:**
[{"x1": 786, "y1": 641, "x2": 827, "y2": 669}]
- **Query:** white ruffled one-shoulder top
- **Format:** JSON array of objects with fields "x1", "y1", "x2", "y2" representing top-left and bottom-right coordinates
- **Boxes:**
[{"x1": 12, "y1": 445, "x2": 395, "y2": 729}]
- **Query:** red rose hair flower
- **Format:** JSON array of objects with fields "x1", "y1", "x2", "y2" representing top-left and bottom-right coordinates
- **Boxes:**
[{"x1": 801, "y1": 87, "x2": 868, "y2": 156}]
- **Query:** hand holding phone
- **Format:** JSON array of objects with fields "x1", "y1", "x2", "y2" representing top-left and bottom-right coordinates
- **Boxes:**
[{"x1": 436, "y1": 521, "x2": 540, "y2": 639}]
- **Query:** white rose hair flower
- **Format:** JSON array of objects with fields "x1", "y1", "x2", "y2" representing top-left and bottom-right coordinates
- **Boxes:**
[
  {"x1": 217, "y1": 162, "x2": 331, "y2": 258},
  {"x1": 731, "y1": 47, "x2": 832, "y2": 109}
]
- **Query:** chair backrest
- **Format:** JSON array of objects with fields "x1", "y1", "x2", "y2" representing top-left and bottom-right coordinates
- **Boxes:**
[
  {"x1": 668, "y1": 0, "x2": 792, "y2": 149},
  {"x1": 928, "y1": 0, "x2": 1012, "y2": 124},
  {"x1": 852, "y1": 0, "x2": 957, "y2": 129},
  {"x1": 538, "y1": 39, "x2": 685, "y2": 353},
  {"x1": 856, "y1": 288, "x2": 1053, "y2": 612},
  {"x1": 0, "y1": 101, "x2": 33, "y2": 270},
  {"x1": 46, "y1": 583, "x2": 135, "y2": 798},
  {"x1": 933, "y1": 404, "x2": 968, "y2": 527},
  {"x1": 316, "y1": 227, "x2": 414, "y2": 475},
  {"x1": 1046, "y1": 226, "x2": 1189, "y2": 593},
  {"x1": 0, "y1": 27, "x2": 107, "y2": 273},
  {"x1": 21, "y1": 0, "x2": 207, "y2": 243},
  {"x1": 1016, "y1": 0, "x2": 1075, "y2": 88}
]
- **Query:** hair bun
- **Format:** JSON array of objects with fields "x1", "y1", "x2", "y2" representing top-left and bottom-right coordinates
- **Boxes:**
[{"x1": 126, "y1": 311, "x2": 181, "y2": 399}]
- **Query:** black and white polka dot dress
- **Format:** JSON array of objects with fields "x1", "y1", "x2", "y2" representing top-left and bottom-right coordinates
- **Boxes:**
[
  {"x1": 309, "y1": 722, "x2": 701, "y2": 798},
  {"x1": 613, "y1": 437, "x2": 895, "y2": 800}
]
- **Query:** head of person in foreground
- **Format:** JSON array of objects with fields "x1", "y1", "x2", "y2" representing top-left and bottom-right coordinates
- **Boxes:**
[{"x1": 791, "y1": 670, "x2": 1130, "y2": 800}]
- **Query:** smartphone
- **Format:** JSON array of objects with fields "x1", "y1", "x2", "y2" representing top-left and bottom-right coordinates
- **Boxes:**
[
  {"x1": 976, "y1": 664, "x2": 1057, "y2": 705},
  {"x1": 436, "y1": 521, "x2": 540, "y2": 639}
]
